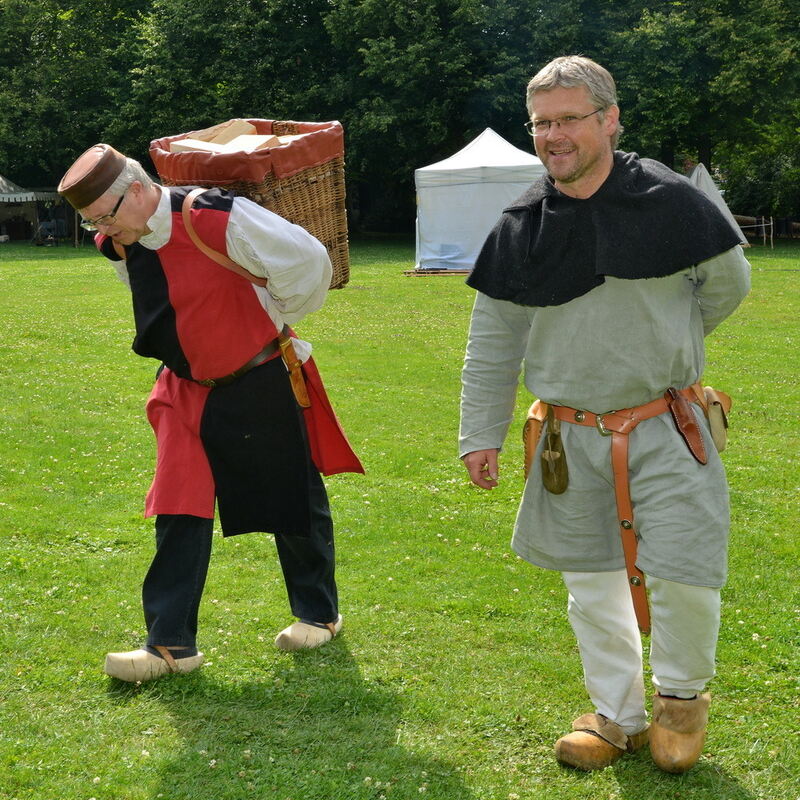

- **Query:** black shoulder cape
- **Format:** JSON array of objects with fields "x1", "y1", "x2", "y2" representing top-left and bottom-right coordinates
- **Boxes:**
[{"x1": 466, "y1": 151, "x2": 743, "y2": 307}]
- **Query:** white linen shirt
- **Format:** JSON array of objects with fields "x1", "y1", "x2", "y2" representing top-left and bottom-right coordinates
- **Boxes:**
[{"x1": 112, "y1": 187, "x2": 332, "y2": 357}]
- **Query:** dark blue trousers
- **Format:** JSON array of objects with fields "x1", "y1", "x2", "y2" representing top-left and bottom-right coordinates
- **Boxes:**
[{"x1": 142, "y1": 469, "x2": 338, "y2": 648}]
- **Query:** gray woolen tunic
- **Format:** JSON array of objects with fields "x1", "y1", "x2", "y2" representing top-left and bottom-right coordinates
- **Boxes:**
[{"x1": 459, "y1": 246, "x2": 751, "y2": 588}]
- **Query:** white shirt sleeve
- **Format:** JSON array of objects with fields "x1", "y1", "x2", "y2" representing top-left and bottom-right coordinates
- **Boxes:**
[
  {"x1": 225, "y1": 196, "x2": 332, "y2": 325},
  {"x1": 111, "y1": 258, "x2": 131, "y2": 288}
]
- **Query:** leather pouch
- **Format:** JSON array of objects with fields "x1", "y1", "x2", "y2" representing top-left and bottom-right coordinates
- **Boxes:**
[
  {"x1": 541, "y1": 405, "x2": 569, "y2": 493},
  {"x1": 665, "y1": 387, "x2": 708, "y2": 464},
  {"x1": 703, "y1": 386, "x2": 731, "y2": 452}
]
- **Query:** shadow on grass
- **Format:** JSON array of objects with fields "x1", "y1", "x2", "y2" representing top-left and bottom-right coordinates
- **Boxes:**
[
  {"x1": 549, "y1": 738, "x2": 757, "y2": 799},
  {"x1": 107, "y1": 638, "x2": 473, "y2": 800},
  {"x1": 548, "y1": 752, "x2": 757, "y2": 800},
  {"x1": 608, "y1": 746, "x2": 757, "y2": 800}
]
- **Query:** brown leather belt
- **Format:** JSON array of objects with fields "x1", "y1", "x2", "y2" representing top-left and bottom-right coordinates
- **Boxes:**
[
  {"x1": 550, "y1": 384, "x2": 706, "y2": 635},
  {"x1": 195, "y1": 340, "x2": 279, "y2": 388},
  {"x1": 193, "y1": 330, "x2": 311, "y2": 408}
]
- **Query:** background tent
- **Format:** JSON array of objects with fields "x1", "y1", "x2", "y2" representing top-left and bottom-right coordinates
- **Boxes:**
[
  {"x1": 414, "y1": 128, "x2": 546, "y2": 271},
  {"x1": 686, "y1": 163, "x2": 747, "y2": 245},
  {"x1": 0, "y1": 174, "x2": 61, "y2": 241}
]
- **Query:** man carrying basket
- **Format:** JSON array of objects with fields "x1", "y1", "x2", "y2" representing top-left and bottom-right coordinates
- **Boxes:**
[{"x1": 58, "y1": 143, "x2": 362, "y2": 683}]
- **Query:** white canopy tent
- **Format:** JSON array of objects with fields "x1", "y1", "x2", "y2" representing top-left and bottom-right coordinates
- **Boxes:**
[
  {"x1": 686, "y1": 163, "x2": 747, "y2": 245},
  {"x1": 414, "y1": 128, "x2": 546, "y2": 271}
]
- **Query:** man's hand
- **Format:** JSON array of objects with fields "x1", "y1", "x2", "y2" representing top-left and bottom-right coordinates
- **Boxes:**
[{"x1": 462, "y1": 449, "x2": 500, "y2": 489}]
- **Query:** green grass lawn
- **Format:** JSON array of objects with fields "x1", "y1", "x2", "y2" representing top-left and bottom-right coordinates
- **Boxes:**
[{"x1": 0, "y1": 237, "x2": 797, "y2": 800}]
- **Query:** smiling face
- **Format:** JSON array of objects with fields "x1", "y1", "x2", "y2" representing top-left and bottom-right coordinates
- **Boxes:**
[{"x1": 530, "y1": 85, "x2": 619, "y2": 199}]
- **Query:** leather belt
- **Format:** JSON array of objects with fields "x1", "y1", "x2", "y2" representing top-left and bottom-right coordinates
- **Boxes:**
[
  {"x1": 194, "y1": 330, "x2": 311, "y2": 408},
  {"x1": 550, "y1": 384, "x2": 704, "y2": 635},
  {"x1": 195, "y1": 341, "x2": 280, "y2": 388}
]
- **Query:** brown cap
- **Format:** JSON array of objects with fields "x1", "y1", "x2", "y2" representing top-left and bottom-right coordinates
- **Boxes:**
[{"x1": 58, "y1": 144, "x2": 127, "y2": 209}]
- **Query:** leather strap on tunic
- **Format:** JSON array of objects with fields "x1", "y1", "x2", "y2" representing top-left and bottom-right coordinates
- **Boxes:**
[{"x1": 549, "y1": 384, "x2": 708, "y2": 634}]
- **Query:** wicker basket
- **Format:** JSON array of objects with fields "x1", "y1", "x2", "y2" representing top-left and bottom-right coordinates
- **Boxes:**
[{"x1": 149, "y1": 119, "x2": 349, "y2": 289}]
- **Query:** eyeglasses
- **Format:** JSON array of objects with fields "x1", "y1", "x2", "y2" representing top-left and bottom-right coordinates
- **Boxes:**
[
  {"x1": 80, "y1": 191, "x2": 127, "y2": 231},
  {"x1": 524, "y1": 108, "x2": 603, "y2": 136}
]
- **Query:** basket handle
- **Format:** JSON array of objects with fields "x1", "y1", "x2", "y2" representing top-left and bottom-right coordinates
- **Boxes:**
[{"x1": 182, "y1": 188, "x2": 268, "y2": 288}]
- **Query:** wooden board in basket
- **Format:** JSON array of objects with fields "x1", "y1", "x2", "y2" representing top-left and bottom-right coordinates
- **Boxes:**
[{"x1": 149, "y1": 119, "x2": 349, "y2": 289}]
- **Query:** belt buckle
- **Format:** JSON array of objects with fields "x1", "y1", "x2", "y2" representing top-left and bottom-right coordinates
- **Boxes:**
[{"x1": 595, "y1": 413, "x2": 613, "y2": 436}]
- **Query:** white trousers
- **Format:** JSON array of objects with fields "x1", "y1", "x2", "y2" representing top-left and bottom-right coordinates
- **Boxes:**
[{"x1": 562, "y1": 569, "x2": 720, "y2": 735}]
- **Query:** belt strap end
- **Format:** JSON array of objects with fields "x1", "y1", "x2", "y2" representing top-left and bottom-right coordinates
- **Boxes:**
[{"x1": 279, "y1": 334, "x2": 311, "y2": 408}]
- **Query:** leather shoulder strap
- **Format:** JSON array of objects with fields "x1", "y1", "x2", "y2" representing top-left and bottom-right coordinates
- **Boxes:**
[{"x1": 181, "y1": 188, "x2": 268, "y2": 288}]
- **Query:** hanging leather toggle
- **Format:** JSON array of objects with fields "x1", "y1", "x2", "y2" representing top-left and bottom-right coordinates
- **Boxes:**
[{"x1": 541, "y1": 404, "x2": 569, "y2": 494}]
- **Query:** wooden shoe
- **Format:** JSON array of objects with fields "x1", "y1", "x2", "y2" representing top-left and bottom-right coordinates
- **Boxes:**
[
  {"x1": 650, "y1": 692, "x2": 710, "y2": 773},
  {"x1": 555, "y1": 713, "x2": 649, "y2": 771},
  {"x1": 274, "y1": 614, "x2": 343, "y2": 651},
  {"x1": 104, "y1": 646, "x2": 204, "y2": 683}
]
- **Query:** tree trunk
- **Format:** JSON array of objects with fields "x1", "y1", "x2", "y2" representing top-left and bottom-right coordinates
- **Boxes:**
[
  {"x1": 659, "y1": 140, "x2": 676, "y2": 170},
  {"x1": 698, "y1": 140, "x2": 713, "y2": 168}
]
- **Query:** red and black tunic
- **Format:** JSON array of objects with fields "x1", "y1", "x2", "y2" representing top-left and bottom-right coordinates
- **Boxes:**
[{"x1": 98, "y1": 187, "x2": 362, "y2": 536}]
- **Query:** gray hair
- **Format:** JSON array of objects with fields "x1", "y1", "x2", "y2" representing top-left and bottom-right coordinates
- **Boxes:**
[
  {"x1": 526, "y1": 55, "x2": 624, "y2": 147},
  {"x1": 107, "y1": 157, "x2": 156, "y2": 196}
]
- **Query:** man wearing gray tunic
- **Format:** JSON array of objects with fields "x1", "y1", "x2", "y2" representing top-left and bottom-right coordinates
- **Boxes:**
[{"x1": 459, "y1": 56, "x2": 750, "y2": 773}]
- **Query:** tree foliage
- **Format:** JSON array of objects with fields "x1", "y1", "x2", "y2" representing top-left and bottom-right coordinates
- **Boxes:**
[
  {"x1": 1, "y1": 0, "x2": 798, "y2": 226},
  {"x1": 0, "y1": 0, "x2": 148, "y2": 185},
  {"x1": 611, "y1": 0, "x2": 799, "y2": 169}
]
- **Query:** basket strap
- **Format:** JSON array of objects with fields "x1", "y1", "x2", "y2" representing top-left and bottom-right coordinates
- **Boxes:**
[{"x1": 181, "y1": 188, "x2": 268, "y2": 288}]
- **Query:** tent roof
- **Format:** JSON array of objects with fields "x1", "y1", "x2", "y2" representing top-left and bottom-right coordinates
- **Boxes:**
[
  {"x1": 415, "y1": 128, "x2": 544, "y2": 187},
  {"x1": 0, "y1": 174, "x2": 59, "y2": 203},
  {"x1": 418, "y1": 127, "x2": 541, "y2": 171}
]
